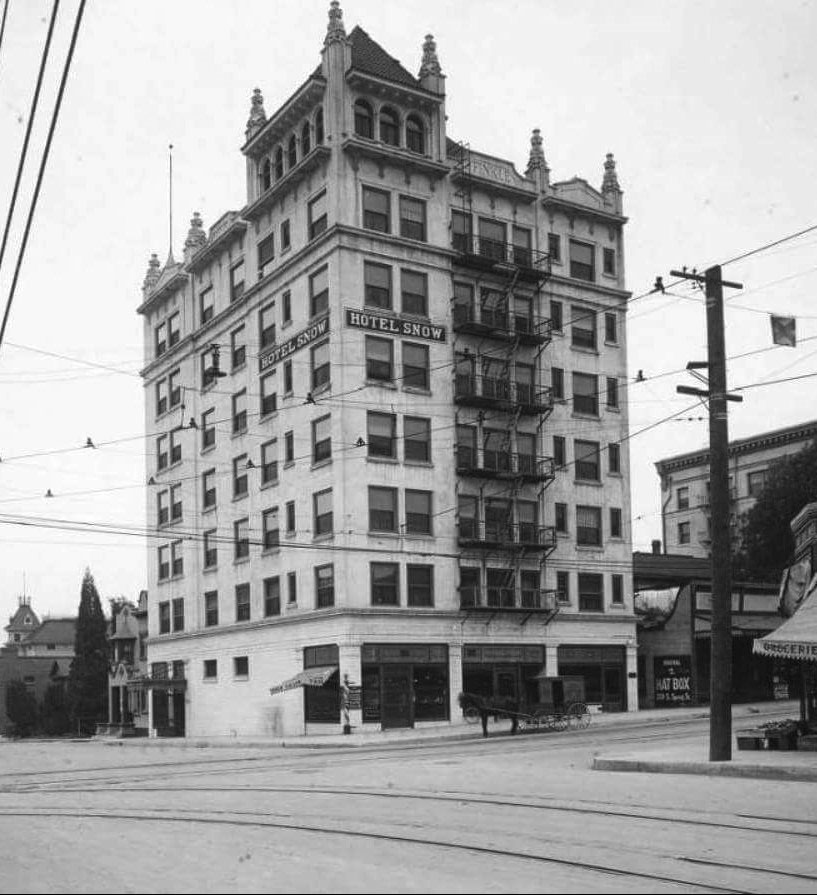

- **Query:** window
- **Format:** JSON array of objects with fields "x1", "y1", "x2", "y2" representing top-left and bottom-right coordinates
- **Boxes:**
[
  {"x1": 401, "y1": 269, "x2": 427, "y2": 316},
  {"x1": 203, "y1": 530, "x2": 217, "y2": 568},
  {"x1": 315, "y1": 107, "x2": 324, "y2": 144},
  {"x1": 310, "y1": 267, "x2": 329, "y2": 317},
  {"x1": 200, "y1": 468, "x2": 216, "y2": 510},
  {"x1": 231, "y1": 325, "x2": 246, "y2": 370},
  {"x1": 281, "y1": 219, "x2": 291, "y2": 252},
  {"x1": 556, "y1": 571, "x2": 570, "y2": 604},
  {"x1": 203, "y1": 659, "x2": 217, "y2": 680},
  {"x1": 612, "y1": 574, "x2": 624, "y2": 604},
  {"x1": 230, "y1": 260, "x2": 245, "y2": 302},
  {"x1": 371, "y1": 563, "x2": 399, "y2": 605},
  {"x1": 363, "y1": 186, "x2": 390, "y2": 232},
  {"x1": 603, "y1": 247, "x2": 616, "y2": 276},
  {"x1": 158, "y1": 545, "x2": 170, "y2": 581},
  {"x1": 553, "y1": 435, "x2": 566, "y2": 468},
  {"x1": 354, "y1": 98, "x2": 374, "y2": 138},
  {"x1": 610, "y1": 507, "x2": 623, "y2": 538},
  {"x1": 451, "y1": 210, "x2": 472, "y2": 253},
  {"x1": 555, "y1": 502, "x2": 568, "y2": 533},
  {"x1": 605, "y1": 312, "x2": 617, "y2": 344},
  {"x1": 608, "y1": 442, "x2": 621, "y2": 474},
  {"x1": 364, "y1": 262, "x2": 391, "y2": 310},
  {"x1": 367, "y1": 412, "x2": 396, "y2": 458},
  {"x1": 478, "y1": 218, "x2": 505, "y2": 260},
  {"x1": 575, "y1": 440, "x2": 601, "y2": 480},
  {"x1": 407, "y1": 565, "x2": 433, "y2": 607},
  {"x1": 285, "y1": 500, "x2": 295, "y2": 534},
  {"x1": 169, "y1": 430, "x2": 181, "y2": 465},
  {"x1": 606, "y1": 377, "x2": 619, "y2": 409},
  {"x1": 308, "y1": 191, "x2": 327, "y2": 240},
  {"x1": 200, "y1": 286, "x2": 214, "y2": 325},
  {"x1": 167, "y1": 370, "x2": 181, "y2": 408},
  {"x1": 284, "y1": 430, "x2": 294, "y2": 464},
  {"x1": 747, "y1": 470, "x2": 767, "y2": 497},
  {"x1": 399, "y1": 196, "x2": 426, "y2": 241},
  {"x1": 405, "y1": 490, "x2": 432, "y2": 535},
  {"x1": 569, "y1": 240, "x2": 595, "y2": 282},
  {"x1": 202, "y1": 409, "x2": 215, "y2": 450},
  {"x1": 512, "y1": 226, "x2": 532, "y2": 267},
  {"x1": 264, "y1": 577, "x2": 281, "y2": 617},
  {"x1": 404, "y1": 416, "x2": 431, "y2": 462},
  {"x1": 677, "y1": 486, "x2": 689, "y2": 510},
  {"x1": 158, "y1": 601, "x2": 170, "y2": 634},
  {"x1": 550, "y1": 299, "x2": 563, "y2": 332},
  {"x1": 260, "y1": 158, "x2": 272, "y2": 191},
  {"x1": 577, "y1": 506, "x2": 602, "y2": 547},
  {"x1": 258, "y1": 233, "x2": 275, "y2": 270},
  {"x1": 155, "y1": 321, "x2": 167, "y2": 357},
  {"x1": 284, "y1": 359, "x2": 293, "y2": 394},
  {"x1": 406, "y1": 115, "x2": 424, "y2": 154},
  {"x1": 155, "y1": 380, "x2": 168, "y2": 416},
  {"x1": 172, "y1": 598, "x2": 184, "y2": 632},
  {"x1": 235, "y1": 583, "x2": 250, "y2": 621},
  {"x1": 311, "y1": 341, "x2": 330, "y2": 390},
  {"x1": 262, "y1": 507, "x2": 280, "y2": 550},
  {"x1": 312, "y1": 415, "x2": 331, "y2": 463},
  {"x1": 274, "y1": 147, "x2": 284, "y2": 180},
  {"x1": 232, "y1": 389, "x2": 247, "y2": 433},
  {"x1": 288, "y1": 571, "x2": 297, "y2": 605},
  {"x1": 156, "y1": 434, "x2": 169, "y2": 471},
  {"x1": 571, "y1": 305, "x2": 597, "y2": 350},
  {"x1": 204, "y1": 591, "x2": 218, "y2": 626},
  {"x1": 548, "y1": 233, "x2": 561, "y2": 263},
  {"x1": 233, "y1": 455, "x2": 248, "y2": 498},
  {"x1": 573, "y1": 372, "x2": 599, "y2": 416},
  {"x1": 282, "y1": 290, "x2": 292, "y2": 324},
  {"x1": 517, "y1": 500, "x2": 538, "y2": 544},
  {"x1": 301, "y1": 121, "x2": 311, "y2": 156},
  {"x1": 233, "y1": 656, "x2": 249, "y2": 678},
  {"x1": 403, "y1": 342, "x2": 429, "y2": 389},
  {"x1": 578, "y1": 573, "x2": 604, "y2": 612},
  {"x1": 314, "y1": 489, "x2": 333, "y2": 536},
  {"x1": 259, "y1": 304, "x2": 276, "y2": 349},
  {"x1": 551, "y1": 366, "x2": 564, "y2": 400},
  {"x1": 678, "y1": 521, "x2": 691, "y2": 545},
  {"x1": 369, "y1": 486, "x2": 397, "y2": 532},
  {"x1": 365, "y1": 336, "x2": 393, "y2": 382},
  {"x1": 287, "y1": 134, "x2": 297, "y2": 169},
  {"x1": 234, "y1": 518, "x2": 249, "y2": 560},
  {"x1": 260, "y1": 371, "x2": 277, "y2": 416},
  {"x1": 315, "y1": 564, "x2": 334, "y2": 608},
  {"x1": 170, "y1": 484, "x2": 182, "y2": 521},
  {"x1": 261, "y1": 439, "x2": 278, "y2": 485},
  {"x1": 380, "y1": 106, "x2": 399, "y2": 145}
]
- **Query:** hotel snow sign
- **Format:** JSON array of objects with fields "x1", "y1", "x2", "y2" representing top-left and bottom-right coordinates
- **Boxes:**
[
  {"x1": 258, "y1": 315, "x2": 329, "y2": 372},
  {"x1": 345, "y1": 309, "x2": 446, "y2": 342}
]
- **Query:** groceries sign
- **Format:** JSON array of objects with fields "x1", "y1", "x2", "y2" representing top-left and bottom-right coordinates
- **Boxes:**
[{"x1": 259, "y1": 315, "x2": 329, "y2": 372}]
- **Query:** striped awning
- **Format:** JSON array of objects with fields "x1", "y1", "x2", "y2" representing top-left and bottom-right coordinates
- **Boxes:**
[
  {"x1": 754, "y1": 572, "x2": 817, "y2": 662},
  {"x1": 269, "y1": 666, "x2": 337, "y2": 695}
]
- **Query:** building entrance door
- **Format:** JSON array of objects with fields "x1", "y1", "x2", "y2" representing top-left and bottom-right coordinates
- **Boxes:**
[
  {"x1": 172, "y1": 691, "x2": 186, "y2": 736},
  {"x1": 381, "y1": 664, "x2": 413, "y2": 729},
  {"x1": 603, "y1": 666, "x2": 623, "y2": 712},
  {"x1": 494, "y1": 665, "x2": 519, "y2": 703}
]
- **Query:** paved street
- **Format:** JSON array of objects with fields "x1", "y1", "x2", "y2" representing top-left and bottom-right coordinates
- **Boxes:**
[{"x1": 2, "y1": 710, "x2": 816, "y2": 894}]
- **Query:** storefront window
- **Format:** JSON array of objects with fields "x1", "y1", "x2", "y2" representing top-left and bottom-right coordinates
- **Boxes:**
[{"x1": 303, "y1": 644, "x2": 339, "y2": 723}]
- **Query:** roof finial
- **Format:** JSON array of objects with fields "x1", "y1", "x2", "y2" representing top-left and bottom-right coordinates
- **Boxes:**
[
  {"x1": 325, "y1": 1, "x2": 346, "y2": 45},
  {"x1": 184, "y1": 211, "x2": 207, "y2": 259},
  {"x1": 602, "y1": 152, "x2": 621, "y2": 192},
  {"x1": 245, "y1": 87, "x2": 267, "y2": 140},
  {"x1": 142, "y1": 253, "x2": 161, "y2": 294},
  {"x1": 419, "y1": 34, "x2": 442, "y2": 78},
  {"x1": 527, "y1": 128, "x2": 546, "y2": 170}
]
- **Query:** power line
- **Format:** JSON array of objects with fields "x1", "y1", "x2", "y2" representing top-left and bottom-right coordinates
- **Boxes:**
[{"x1": 0, "y1": 0, "x2": 9, "y2": 75}]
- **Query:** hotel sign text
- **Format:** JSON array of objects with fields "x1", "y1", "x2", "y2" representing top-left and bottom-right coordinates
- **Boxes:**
[
  {"x1": 345, "y1": 309, "x2": 446, "y2": 343},
  {"x1": 259, "y1": 315, "x2": 329, "y2": 372}
]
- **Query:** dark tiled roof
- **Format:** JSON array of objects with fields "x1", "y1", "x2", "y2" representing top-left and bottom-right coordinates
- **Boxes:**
[
  {"x1": 5, "y1": 603, "x2": 40, "y2": 631},
  {"x1": 25, "y1": 618, "x2": 76, "y2": 645},
  {"x1": 348, "y1": 26, "x2": 419, "y2": 88}
]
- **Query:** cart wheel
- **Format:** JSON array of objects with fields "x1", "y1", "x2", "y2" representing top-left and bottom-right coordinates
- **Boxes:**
[
  {"x1": 464, "y1": 706, "x2": 481, "y2": 724},
  {"x1": 533, "y1": 709, "x2": 550, "y2": 730},
  {"x1": 552, "y1": 712, "x2": 569, "y2": 731},
  {"x1": 567, "y1": 702, "x2": 591, "y2": 729}
]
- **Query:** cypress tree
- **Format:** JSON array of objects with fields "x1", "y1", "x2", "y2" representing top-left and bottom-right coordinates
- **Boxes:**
[{"x1": 67, "y1": 568, "x2": 109, "y2": 735}]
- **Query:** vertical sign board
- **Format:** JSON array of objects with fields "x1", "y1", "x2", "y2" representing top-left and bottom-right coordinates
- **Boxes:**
[{"x1": 653, "y1": 655, "x2": 693, "y2": 707}]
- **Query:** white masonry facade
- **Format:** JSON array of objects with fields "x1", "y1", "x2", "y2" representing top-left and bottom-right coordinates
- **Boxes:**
[{"x1": 138, "y1": 3, "x2": 637, "y2": 738}]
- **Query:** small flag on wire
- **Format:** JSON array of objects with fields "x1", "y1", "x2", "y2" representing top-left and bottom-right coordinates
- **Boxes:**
[{"x1": 770, "y1": 315, "x2": 797, "y2": 347}]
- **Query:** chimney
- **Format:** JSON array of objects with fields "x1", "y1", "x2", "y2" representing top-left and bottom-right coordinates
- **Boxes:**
[{"x1": 651, "y1": 539, "x2": 662, "y2": 555}]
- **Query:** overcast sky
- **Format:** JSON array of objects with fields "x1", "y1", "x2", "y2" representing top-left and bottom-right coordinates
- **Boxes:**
[{"x1": 1, "y1": 0, "x2": 816, "y2": 620}]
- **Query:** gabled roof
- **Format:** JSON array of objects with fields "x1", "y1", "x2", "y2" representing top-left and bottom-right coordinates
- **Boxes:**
[
  {"x1": 5, "y1": 602, "x2": 40, "y2": 632},
  {"x1": 348, "y1": 26, "x2": 419, "y2": 88},
  {"x1": 24, "y1": 618, "x2": 76, "y2": 645}
]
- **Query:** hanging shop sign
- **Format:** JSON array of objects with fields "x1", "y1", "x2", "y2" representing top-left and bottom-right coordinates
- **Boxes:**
[
  {"x1": 345, "y1": 308, "x2": 446, "y2": 342},
  {"x1": 653, "y1": 655, "x2": 692, "y2": 707},
  {"x1": 259, "y1": 314, "x2": 330, "y2": 372}
]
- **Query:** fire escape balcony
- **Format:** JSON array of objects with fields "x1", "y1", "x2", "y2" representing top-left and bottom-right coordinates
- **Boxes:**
[
  {"x1": 451, "y1": 234, "x2": 551, "y2": 284},
  {"x1": 454, "y1": 375, "x2": 554, "y2": 417},
  {"x1": 456, "y1": 447, "x2": 555, "y2": 484},
  {"x1": 458, "y1": 521, "x2": 557, "y2": 554},
  {"x1": 459, "y1": 586, "x2": 558, "y2": 613},
  {"x1": 452, "y1": 300, "x2": 552, "y2": 346}
]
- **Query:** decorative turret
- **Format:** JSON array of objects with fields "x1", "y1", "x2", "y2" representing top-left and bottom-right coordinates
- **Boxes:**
[
  {"x1": 324, "y1": 0, "x2": 346, "y2": 44},
  {"x1": 525, "y1": 128, "x2": 550, "y2": 189},
  {"x1": 245, "y1": 88, "x2": 267, "y2": 141},
  {"x1": 418, "y1": 33, "x2": 445, "y2": 94},
  {"x1": 183, "y1": 211, "x2": 207, "y2": 262},
  {"x1": 320, "y1": 1, "x2": 352, "y2": 78},
  {"x1": 602, "y1": 152, "x2": 623, "y2": 213},
  {"x1": 142, "y1": 253, "x2": 161, "y2": 298}
]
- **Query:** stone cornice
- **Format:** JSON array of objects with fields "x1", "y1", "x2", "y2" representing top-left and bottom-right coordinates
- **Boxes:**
[
  {"x1": 242, "y1": 144, "x2": 331, "y2": 221},
  {"x1": 137, "y1": 268, "x2": 188, "y2": 316},
  {"x1": 543, "y1": 195, "x2": 627, "y2": 226},
  {"x1": 241, "y1": 76, "x2": 327, "y2": 158},
  {"x1": 345, "y1": 69, "x2": 442, "y2": 107},
  {"x1": 342, "y1": 136, "x2": 450, "y2": 180},
  {"x1": 187, "y1": 213, "x2": 247, "y2": 273}
]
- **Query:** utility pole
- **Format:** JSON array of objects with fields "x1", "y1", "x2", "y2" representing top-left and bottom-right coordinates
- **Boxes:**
[{"x1": 671, "y1": 265, "x2": 742, "y2": 761}]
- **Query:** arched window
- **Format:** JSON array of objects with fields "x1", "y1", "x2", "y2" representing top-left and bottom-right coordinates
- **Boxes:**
[
  {"x1": 379, "y1": 107, "x2": 400, "y2": 146},
  {"x1": 406, "y1": 115, "x2": 425, "y2": 155},
  {"x1": 274, "y1": 147, "x2": 284, "y2": 180},
  {"x1": 301, "y1": 121, "x2": 311, "y2": 156},
  {"x1": 288, "y1": 135, "x2": 297, "y2": 169},
  {"x1": 315, "y1": 107, "x2": 324, "y2": 144},
  {"x1": 260, "y1": 158, "x2": 272, "y2": 191},
  {"x1": 354, "y1": 99, "x2": 374, "y2": 139}
]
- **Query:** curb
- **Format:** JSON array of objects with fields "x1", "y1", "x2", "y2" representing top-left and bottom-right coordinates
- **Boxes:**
[{"x1": 592, "y1": 755, "x2": 817, "y2": 782}]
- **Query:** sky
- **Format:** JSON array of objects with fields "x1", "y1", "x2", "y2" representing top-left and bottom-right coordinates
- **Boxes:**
[{"x1": 1, "y1": 0, "x2": 816, "y2": 620}]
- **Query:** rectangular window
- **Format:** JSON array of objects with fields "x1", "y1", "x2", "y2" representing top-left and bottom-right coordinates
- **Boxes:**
[
  {"x1": 258, "y1": 232, "x2": 275, "y2": 270},
  {"x1": 364, "y1": 262, "x2": 391, "y2": 310},
  {"x1": 157, "y1": 490, "x2": 169, "y2": 526},
  {"x1": 403, "y1": 342, "x2": 429, "y2": 390},
  {"x1": 367, "y1": 411, "x2": 396, "y2": 458},
  {"x1": 577, "y1": 506, "x2": 602, "y2": 547},
  {"x1": 677, "y1": 487, "x2": 690, "y2": 510},
  {"x1": 232, "y1": 389, "x2": 247, "y2": 433},
  {"x1": 571, "y1": 305, "x2": 597, "y2": 350},
  {"x1": 261, "y1": 439, "x2": 278, "y2": 485},
  {"x1": 231, "y1": 325, "x2": 246, "y2": 370},
  {"x1": 478, "y1": 217, "x2": 505, "y2": 260},
  {"x1": 603, "y1": 247, "x2": 616, "y2": 276},
  {"x1": 172, "y1": 598, "x2": 184, "y2": 632},
  {"x1": 363, "y1": 186, "x2": 390, "y2": 232},
  {"x1": 262, "y1": 506, "x2": 280, "y2": 550},
  {"x1": 203, "y1": 659, "x2": 217, "y2": 680},
  {"x1": 365, "y1": 336, "x2": 393, "y2": 382},
  {"x1": 156, "y1": 434, "x2": 169, "y2": 471},
  {"x1": 556, "y1": 571, "x2": 570, "y2": 604},
  {"x1": 170, "y1": 484, "x2": 182, "y2": 521},
  {"x1": 747, "y1": 470, "x2": 767, "y2": 497},
  {"x1": 204, "y1": 590, "x2": 218, "y2": 627},
  {"x1": 168, "y1": 370, "x2": 181, "y2": 408},
  {"x1": 405, "y1": 489, "x2": 432, "y2": 535},
  {"x1": 548, "y1": 233, "x2": 561, "y2": 264},
  {"x1": 230, "y1": 260, "x2": 245, "y2": 302},
  {"x1": 155, "y1": 379, "x2": 168, "y2": 417},
  {"x1": 551, "y1": 366, "x2": 564, "y2": 400},
  {"x1": 308, "y1": 191, "x2": 327, "y2": 240},
  {"x1": 612, "y1": 574, "x2": 624, "y2": 604},
  {"x1": 203, "y1": 529, "x2": 217, "y2": 569},
  {"x1": 233, "y1": 455, "x2": 248, "y2": 498},
  {"x1": 201, "y1": 409, "x2": 215, "y2": 450},
  {"x1": 310, "y1": 267, "x2": 329, "y2": 317},
  {"x1": 315, "y1": 564, "x2": 334, "y2": 608},
  {"x1": 573, "y1": 372, "x2": 599, "y2": 416},
  {"x1": 401, "y1": 270, "x2": 427, "y2": 316},
  {"x1": 520, "y1": 570, "x2": 540, "y2": 608},
  {"x1": 399, "y1": 196, "x2": 427, "y2": 241},
  {"x1": 605, "y1": 312, "x2": 617, "y2": 344},
  {"x1": 234, "y1": 518, "x2": 249, "y2": 560},
  {"x1": 553, "y1": 435, "x2": 566, "y2": 468},
  {"x1": 233, "y1": 656, "x2": 249, "y2": 678},
  {"x1": 313, "y1": 489, "x2": 333, "y2": 536},
  {"x1": 260, "y1": 371, "x2": 277, "y2": 417},
  {"x1": 155, "y1": 321, "x2": 167, "y2": 358},
  {"x1": 610, "y1": 507, "x2": 623, "y2": 538},
  {"x1": 284, "y1": 430, "x2": 294, "y2": 463},
  {"x1": 264, "y1": 576, "x2": 281, "y2": 617},
  {"x1": 512, "y1": 225, "x2": 532, "y2": 267},
  {"x1": 171, "y1": 539, "x2": 184, "y2": 577},
  {"x1": 569, "y1": 240, "x2": 595, "y2": 282},
  {"x1": 158, "y1": 601, "x2": 170, "y2": 634},
  {"x1": 606, "y1": 377, "x2": 619, "y2": 409},
  {"x1": 311, "y1": 341, "x2": 330, "y2": 390},
  {"x1": 608, "y1": 442, "x2": 621, "y2": 474},
  {"x1": 678, "y1": 521, "x2": 691, "y2": 544},
  {"x1": 169, "y1": 430, "x2": 181, "y2": 465},
  {"x1": 282, "y1": 290, "x2": 292, "y2": 324},
  {"x1": 517, "y1": 500, "x2": 538, "y2": 544},
  {"x1": 555, "y1": 502, "x2": 568, "y2": 533},
  {"x1": 371, "y1": 562, "x2": 399, "y2": 605},
  {"x1": 288, "y1": 571, "x2": 297, "y2": 604},
  {"x1": 407, "y1": 565, "x2": 434, "y2": 607},
  {"x1": 578, "y1": 573, "x2": 604, "y2": 612},
  {"x1": 284, "y1": 359, "x2": 293, "y2": 394},
  {"x1": 235, "y1": 583, "x2": 250, "y2": 621},
  {"x1": 550, "y1": 299, "x2": 563, "y2": 332},
  {"x1": 451, "y1": 209, "x2": 472, "y2": 253},
  {"x1": 200, "y1": 286, "x2": 214, "y2": 325},
  {"x1": 575, "y1": 440, "x2": 601, "y2": 481},
  {"x1": 404, "y1": 416, "x2": 431, "y2": 463},
  {"x1": 281, "y1": 219, "x2": 291, "y2": 251},
  {"x1": 312, "y1": 415, "x2": 331, "y2": 463},
  {"x1": 369, "y1": 486, "x2": 397, "y2": 532},
  {"x1": 157, "y1": 545, "x2": 170, "y2": 581},
  {"x1": 286, "y1": 500, "x2": 295, "y2": 534}
]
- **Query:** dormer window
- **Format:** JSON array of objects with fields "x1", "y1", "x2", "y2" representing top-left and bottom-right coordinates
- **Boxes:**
[
  {"x1": 380, "y1": 107, "x2": 399, "y2": 146},
  {"x1": 354, "y1": 99, "x2": 374, "y2": 139},
  {"x1": 274, "y1": 147, "x2": 284, "y2": 180},
  {"x1": 301, "y1": 121, "x2": 311, "y2": 156},
  {"x1": 406, "y1": 115, "x2": 425, "y2": 154},
  {"x1": 315, "y1": 107, "x2": 324, "y2": 144},
  {"x1": 288, "y1": 135, "x2": 297, "y2": 169},
  {"x1": 260, "y1": 158, "x2": 272, "y2": 192}
]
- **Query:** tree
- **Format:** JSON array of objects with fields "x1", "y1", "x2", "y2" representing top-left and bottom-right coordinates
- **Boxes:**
[
  {"x1": 67, "y1": 568, "x2": 109, "y2": 735},
  {"x1": 41, "y1": 682, "x2": 71, "y2": 736},
  {"x1": 5, "y1": 679, "x2": 38, "y2": 737},
  {"x1": 733, "y1": 438, "x2": 817, "y2": 582}
]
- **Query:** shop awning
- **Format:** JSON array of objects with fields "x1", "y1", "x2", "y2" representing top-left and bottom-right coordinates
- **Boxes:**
[
  {"x1": 269, "y1": 666, "x2": 337, "y2": 695},
  {"x1": 754, "y1": 573, "x2": 817, "y2": 662},
  {"x1": 694, "y1": 614, "x2": 782, "y2": 637}
]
